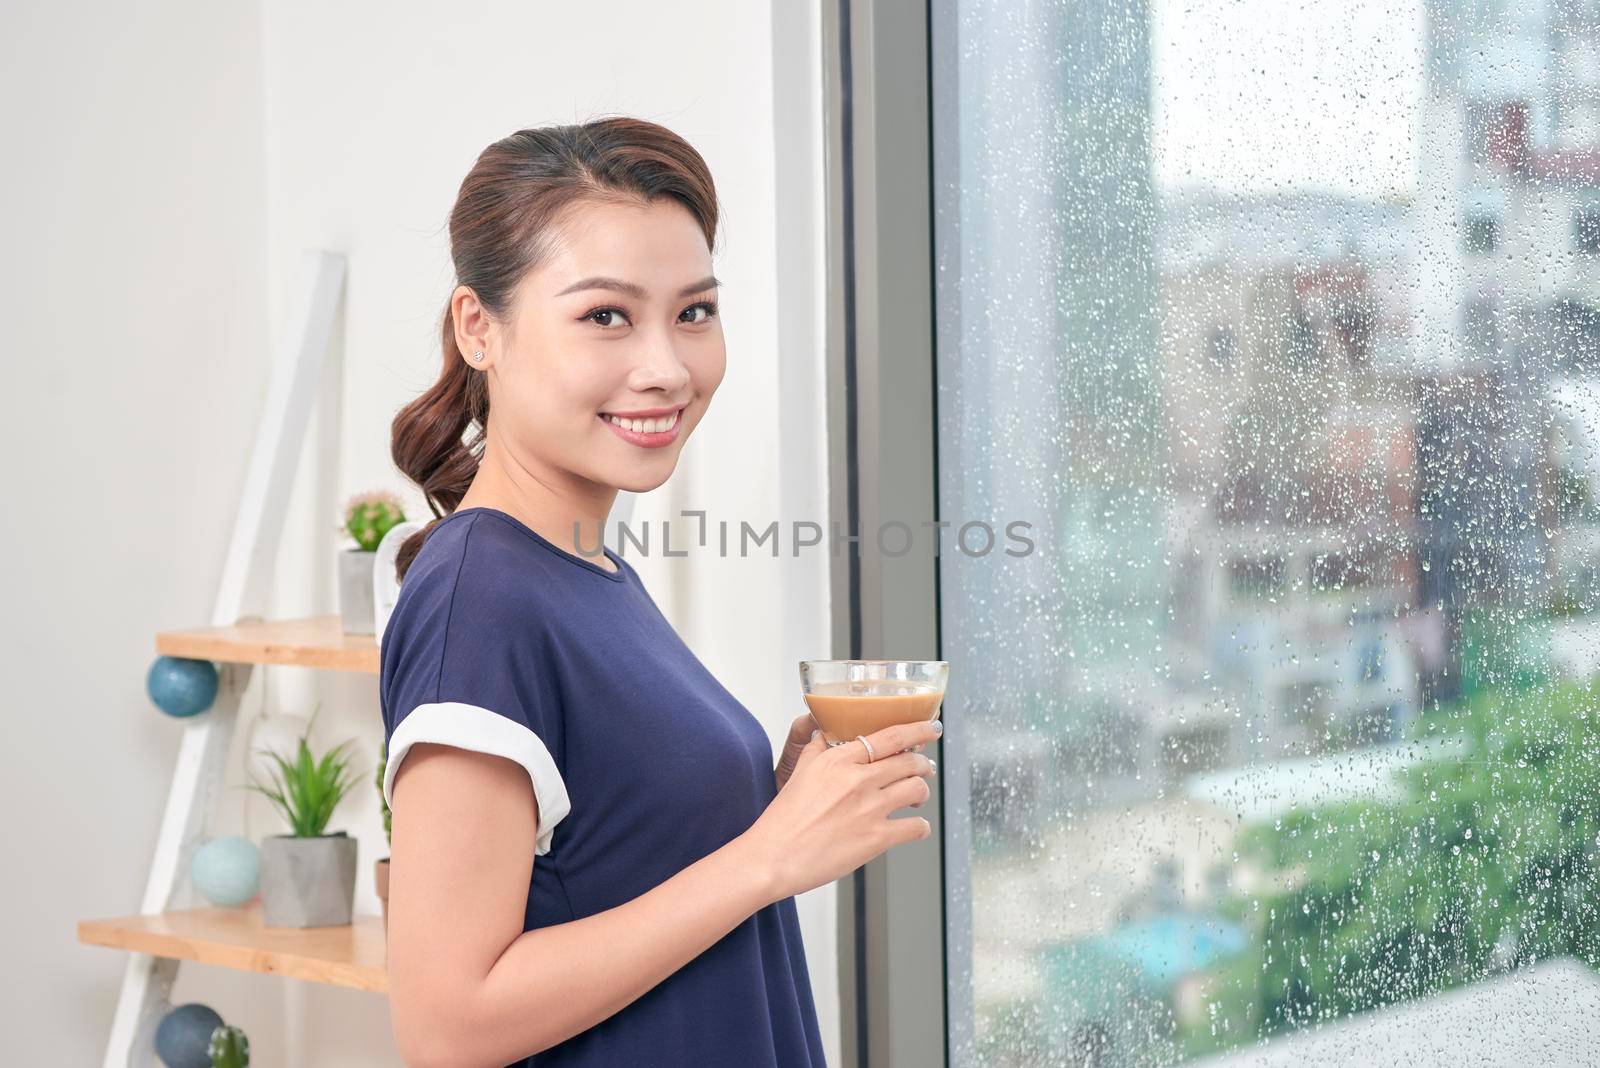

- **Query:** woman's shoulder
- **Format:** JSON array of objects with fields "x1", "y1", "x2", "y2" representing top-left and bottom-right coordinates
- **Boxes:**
[
  {"x1": 394, "y1": 511, "x2": 492, "y2": 601},
  {"x1": 388, "y1": 512, "x2": 555, "y2": 641}
]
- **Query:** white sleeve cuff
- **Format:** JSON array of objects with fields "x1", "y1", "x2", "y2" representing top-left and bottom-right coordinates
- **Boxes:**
[{"x1": 384, "y1": 701, "x2": 571, "y2": 856}]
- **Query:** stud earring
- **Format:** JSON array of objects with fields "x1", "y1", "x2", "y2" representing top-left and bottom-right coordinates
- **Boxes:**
[{"x1": 471, "y1": 349, "x2": 484, "y2": 361}]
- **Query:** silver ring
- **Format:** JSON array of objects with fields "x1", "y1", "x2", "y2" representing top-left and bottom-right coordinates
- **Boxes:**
[{"x1": 856, "y1": 734, "x2": 876, "y2": 762}]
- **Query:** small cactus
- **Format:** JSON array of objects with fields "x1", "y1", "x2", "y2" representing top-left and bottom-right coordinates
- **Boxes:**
[
  {"x1": 342, "y1": 490, "x2": 407, "y2": 552},
  {"x1": 208, "y1": 1023, "x2": 249, "y2": 1067}
]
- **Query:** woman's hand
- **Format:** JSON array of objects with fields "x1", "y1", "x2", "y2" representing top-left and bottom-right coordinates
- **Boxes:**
[
  {"x1": 775, "y1": 712, "x2": 930, "y2": 791},
  {"x1": 774, "y1": 712, "x2": 817, "y2": 792},
  {"x1": 743, "y1": 718, "x2": 942, "y2": 903}
]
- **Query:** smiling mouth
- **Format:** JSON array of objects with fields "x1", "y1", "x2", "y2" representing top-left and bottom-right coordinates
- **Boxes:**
[{"x1": 599, "y1": 408, "x2": 683, "y2": 434}]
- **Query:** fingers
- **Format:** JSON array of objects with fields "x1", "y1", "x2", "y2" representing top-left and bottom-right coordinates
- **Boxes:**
[
  {"x1": 862, "y1": 749, "x2": 936, "y2": 787},
  {"x1": 860, "y1": 718, "x2": 943, "y2": 761},
  {"x1": 830, "y1": 735, "x2": 876, "y2": 764},
  {"x1": 785, "y1": 713, "x2": 817, "y2": 748},
  {"x1": 885, "y1": 814, "x2": 932, "y2": 846},
  {"x1": 879, "y1": 772, "x2": 933, "y2": 811},
  {"x1": 792, "y1": 729, "x2": 829, "y2": 768}
]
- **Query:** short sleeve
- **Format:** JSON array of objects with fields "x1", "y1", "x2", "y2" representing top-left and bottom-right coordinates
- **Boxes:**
[{"x1": 378, "y1": 521, "x2": 571, "y2": 856}]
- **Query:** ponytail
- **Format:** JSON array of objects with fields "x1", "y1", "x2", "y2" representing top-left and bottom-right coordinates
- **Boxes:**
[{"x1": 389, "y1": 303, "x2": 489, "y2": 582}]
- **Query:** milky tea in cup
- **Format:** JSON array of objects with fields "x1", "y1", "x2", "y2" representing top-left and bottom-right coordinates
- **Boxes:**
[{"x1": 798, "y1": 660, "x2": 948, "y2": 746}]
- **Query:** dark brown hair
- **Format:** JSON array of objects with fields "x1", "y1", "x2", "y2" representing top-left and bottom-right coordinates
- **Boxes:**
[{"x1": 389, "y1": 117, "x2": 720, "y2": 582}]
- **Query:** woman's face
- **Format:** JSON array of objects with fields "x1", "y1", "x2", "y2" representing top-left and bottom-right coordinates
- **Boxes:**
[{"x1": 469, "y1": 195, "x2": 725, "y2": 495}]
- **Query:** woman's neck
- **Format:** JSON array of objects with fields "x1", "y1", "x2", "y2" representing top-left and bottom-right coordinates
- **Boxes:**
[{"x1": 458, "y1": 450, "x2": 618, "y2": 572}]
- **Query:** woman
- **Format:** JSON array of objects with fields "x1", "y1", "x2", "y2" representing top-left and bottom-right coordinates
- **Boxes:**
[{"x1": 379, "y1": 117, "x2": 941, "y2": 1068}]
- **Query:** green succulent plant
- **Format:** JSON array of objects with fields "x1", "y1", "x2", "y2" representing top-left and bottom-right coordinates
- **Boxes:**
[
  {"x1": 208, "y1": 1023, "x2": 249, "y2": 1067},
  {"x1": 342, "y1": 490, "x2": 407, "y2": 552},
  {"x1": 241, "y1": 704, "x2": 360, "y2": 837},
  {"x1": 376, "y1": 735, "x2": 392, "y2": 848}
]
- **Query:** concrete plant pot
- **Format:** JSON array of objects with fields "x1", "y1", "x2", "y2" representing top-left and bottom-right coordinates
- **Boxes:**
[
  {"x1": 375, "y1": 857, "x2": 390, "y2": 933},
  {"x1": 260, "y1": 831, "x2": 357, "y2": 927},
  {"x1": 338, "y1": 548, "x2": 375, "y2": 634}
]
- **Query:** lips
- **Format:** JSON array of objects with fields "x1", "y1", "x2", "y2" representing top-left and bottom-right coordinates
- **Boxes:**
[{"x1": 598, "y1": 406, "x2": 684, "y2": 449}]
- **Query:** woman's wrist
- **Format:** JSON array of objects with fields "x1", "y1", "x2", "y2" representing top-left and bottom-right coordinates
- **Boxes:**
[{"x1": 724, "y1": 828, "x2": 787, "y2": 908}]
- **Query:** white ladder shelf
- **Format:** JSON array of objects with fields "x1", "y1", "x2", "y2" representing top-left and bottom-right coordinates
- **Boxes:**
[{"x1": 82, "y1": 250, "x2": 352, "y2": 1066}]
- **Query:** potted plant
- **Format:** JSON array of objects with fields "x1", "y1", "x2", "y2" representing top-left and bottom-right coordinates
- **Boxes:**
[
  {"x1": 209, "y1": 1023, "x2": 249, "y2": 1067},
  {"x1": 338, "y1": 490, "x2": 407, "y2": 635},
  {"x1": 375, "y1": 735, "x2": 392, "y2": 930},
  {"x1": 246, "y1": 709, "x2": 361, "y2": 927}
]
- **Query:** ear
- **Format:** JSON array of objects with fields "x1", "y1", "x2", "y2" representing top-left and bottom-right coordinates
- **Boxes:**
[{"x1": 451, "y1": 284, "x2": 493, "y2": 366}]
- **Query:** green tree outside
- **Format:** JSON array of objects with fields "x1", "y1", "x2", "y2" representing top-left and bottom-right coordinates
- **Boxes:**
[{"x1": 1181, "y1": 675, "x2": 1600, "y2": 1056}]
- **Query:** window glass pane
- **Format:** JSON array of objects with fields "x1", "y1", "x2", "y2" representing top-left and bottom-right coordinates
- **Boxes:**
[{"x1": 933, "y1": 1, "x2": 1600, "y2": 1063}]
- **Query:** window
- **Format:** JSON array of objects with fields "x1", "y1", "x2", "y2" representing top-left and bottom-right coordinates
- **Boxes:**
[
  {"x1": 926, "y1": 1, "x2": 1600, "y2": 1064},
  {"x1": 1205, "y1": 325, "x2": 1237, "y2": 373},
  {"x1": 1462, "y1": 297, "x2": 1500, "y2": 360},
  {"x1": 1226, "y1": 554, "x2": 1287, "y2": 602},
  {"x1": 1577, "y1": 207, "x2": 1600, "y2": 254},
  {"x1": 1550, "y1": 297, "x2": 1600, "y2": 372},
  {"x1": 1463, "y1": 213, "x2": 1498, "y2": 253},
  {"x1": 1285, "y1": 306, "x2": 1321, "y2": 372}
]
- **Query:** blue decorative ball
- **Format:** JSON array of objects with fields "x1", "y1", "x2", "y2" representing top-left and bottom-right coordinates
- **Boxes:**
[
  {"x1": 154, "y1": 1003, "x2": 224, "y2": 1068},
  {"x1": 190, "y1": 836, "x2": 260, "y2": 907},
  {"x1": 147, "y1": 657, "x2": 218, "y2": 718}
]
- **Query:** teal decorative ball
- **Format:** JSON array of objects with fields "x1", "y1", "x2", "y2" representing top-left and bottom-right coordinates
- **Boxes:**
[
  {"x1": 154, "y1": 1003, "x2": 224, "y2": 1068},
  {"x1": 147, "y1": 657, "x2": 218, "y2": 718},
  {"x1": 190, "y1": 836, "x2": 260, "y2": 907}
]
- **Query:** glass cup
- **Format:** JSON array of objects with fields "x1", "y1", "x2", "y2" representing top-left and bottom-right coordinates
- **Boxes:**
[{"x1": 798, "y1": 659, "x2": 949, "y2": 748}]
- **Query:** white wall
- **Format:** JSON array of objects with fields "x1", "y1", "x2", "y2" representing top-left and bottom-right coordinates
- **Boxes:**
[
  {"x1": 4, "y1": 1, "x2": 834, "y2": 1064},
  {"x1": 0, "y1": 0, "x2": 282, "y2": 1062}
]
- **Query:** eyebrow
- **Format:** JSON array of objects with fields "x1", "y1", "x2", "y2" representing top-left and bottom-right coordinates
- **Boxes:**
[{"x1": 555, "y1": 275, "x2": 721, "y2": 300}]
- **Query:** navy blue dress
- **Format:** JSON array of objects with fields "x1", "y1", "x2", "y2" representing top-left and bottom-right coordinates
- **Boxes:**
[{"x1": 379, "y1": 506, "x2": 827, "y2": 1067}]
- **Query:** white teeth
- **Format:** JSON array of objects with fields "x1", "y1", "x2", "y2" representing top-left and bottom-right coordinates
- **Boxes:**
[{"x1": 604, "y1": 410, "x2": 680, "y2": 434}]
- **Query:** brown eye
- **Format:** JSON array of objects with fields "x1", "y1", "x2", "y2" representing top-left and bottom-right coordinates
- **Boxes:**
[
  {"x1": 681, "y1": 301, "x2": 719, "y2": 324},
  {"x1": 584, "y1": 307, "x2": 630, "y2": 328}
]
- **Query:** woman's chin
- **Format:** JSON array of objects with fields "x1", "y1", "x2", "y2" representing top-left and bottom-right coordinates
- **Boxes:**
[{"x1": 606, "y1": 460, "x2": 678, "y2": 495}]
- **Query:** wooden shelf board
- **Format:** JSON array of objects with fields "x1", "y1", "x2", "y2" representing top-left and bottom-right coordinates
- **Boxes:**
[
  {"x1": 77, "y1": 904, "x2": 388, "y2": 993},
  {"x1": 156, "y1": 615, "x2": 380, "y2": 674}
]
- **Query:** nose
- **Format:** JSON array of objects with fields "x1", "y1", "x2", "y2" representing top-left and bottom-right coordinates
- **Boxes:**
[{"x1": 628, "y1": 332, "x2": 693, "y2": 394}]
